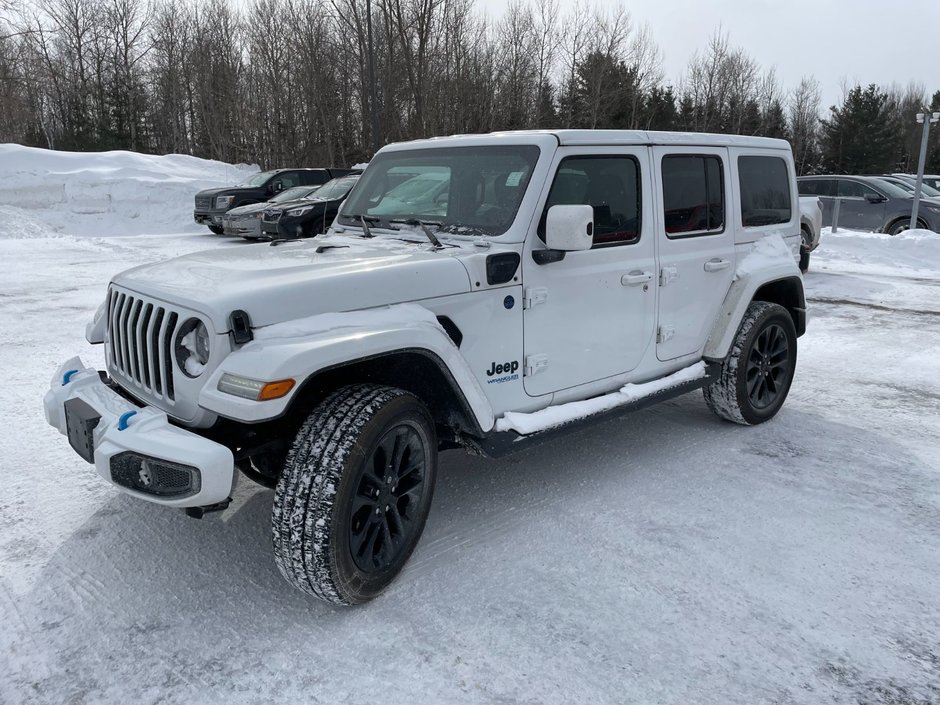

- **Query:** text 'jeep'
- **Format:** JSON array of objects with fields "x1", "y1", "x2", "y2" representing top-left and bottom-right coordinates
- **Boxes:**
[{"x1": 45, "y1": 130, "x2": 806, "y2": 604}]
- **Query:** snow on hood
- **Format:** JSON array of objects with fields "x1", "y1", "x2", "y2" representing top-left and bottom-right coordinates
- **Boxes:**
[
  {"x1": 254, "y1": 303, "x2": 442, "y2": 341},
  {"x1": 111, "y1": 234, "x2": 473, "y2": 330}
]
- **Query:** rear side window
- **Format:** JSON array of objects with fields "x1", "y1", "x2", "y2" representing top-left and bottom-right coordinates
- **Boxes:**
[
  {"x1": 798, "y1": 179, "x2": 834, "y2": 197},
  {"x1": 539, "y1": 155, "x2": 641, "y2": 246},
  {"x1": 662, "y1": 155, "x2": 724, "y2": 236},
  {"x1": 738, "y1": 156, "x2": 792, "y2": 227}
]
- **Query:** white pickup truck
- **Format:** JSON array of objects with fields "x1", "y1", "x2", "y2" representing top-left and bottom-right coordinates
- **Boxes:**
[
  {"x1": 799, "y1": 195, "x2": 823, "y2": 272},
  {"x1": 45, "y1": 130, "x2": 807, "y2": 604}
]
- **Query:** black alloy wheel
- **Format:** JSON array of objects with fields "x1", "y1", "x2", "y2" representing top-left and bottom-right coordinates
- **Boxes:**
[
  {"x1": 745, "y1": 323, "x2": 791, "y2": 410},
  {"x1": 349, "y1": 422, "x2": 428, "y2": 573}
]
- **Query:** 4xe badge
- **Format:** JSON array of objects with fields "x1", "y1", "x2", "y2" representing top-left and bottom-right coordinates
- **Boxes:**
[{"x1": 486, "y1": 360, "x2": 519, "y2": 385}]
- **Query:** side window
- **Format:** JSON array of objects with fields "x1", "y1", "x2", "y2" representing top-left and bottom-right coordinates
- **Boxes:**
[
  {"x1": 800, "y1": 179, "x2": 834, "y2": 197},
  {"x1": 738, "y1": 156, "x2": 792, "y2": 227},
  {"x1": 662, "y1": 155, "x2": 724, "y2": 236},
  {"x1": 301, "y1": 171, "x2": 328, "y2": 186},
  {"x1": 539, "y1": 155, "x2": 641, "y2": 246},
  {"x1": 837, "y1": 180, "x2": 872, "y2": 198},
  {"x1": 277, "y1": 172, "x2": 300, "y2": 189}
]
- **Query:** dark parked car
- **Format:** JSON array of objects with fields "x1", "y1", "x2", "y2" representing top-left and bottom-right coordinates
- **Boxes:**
[
  {"x1": 880, "y1": 174, "x2": 940, "y2": 198},
  {"x1": 797, "y1": 175, "x2": 940, "y2": 234},
  {"x1": 194, "y1": 168, "x2": 355, "y2": 234},
  {"x1": 221, "y1": 185, "x2": 322, "y2": 238},
  {"x1": 893, "y1": 173, "x2": 940, "y2": 191},
  {"x1": 260, "y1": 174, "x2": 360, "y2": 240}
]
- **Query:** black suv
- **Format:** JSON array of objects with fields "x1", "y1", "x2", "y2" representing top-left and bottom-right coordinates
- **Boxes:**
[
  {"x1": 260, "y1": 174, "x2": 361, "y2": 240},
  {"x1": 194, "y1": 168, "x2": 355, "y2": 234}
]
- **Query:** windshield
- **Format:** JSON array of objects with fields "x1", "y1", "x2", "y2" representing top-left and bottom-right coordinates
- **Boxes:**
[
  {"x1": 311, "y1": 176, "x2": 359, "y2": 200},
  {"x1": 271, "y1": 185, "x2": 318, "y2": 203},
  {"x1": 238, "y1": 171, "x2": 276, "y2": 187},
  {"x1": 339, "y1": 145, "x2": 541, "y2": 235}
]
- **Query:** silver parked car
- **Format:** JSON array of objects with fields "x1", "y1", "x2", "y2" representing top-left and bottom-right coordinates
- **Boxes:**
[
  {"x1": 797, "y1": 175, "x2": 940, "y2": 234},
  {"x1": 221, "y1": 185, "x2": 323, "y2": 238}
]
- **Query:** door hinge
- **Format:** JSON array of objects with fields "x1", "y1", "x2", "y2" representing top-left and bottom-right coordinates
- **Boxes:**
[
  {"x1": 657, "y1": 325, "x2": 675, "y2": 344},
  {"x1": 525, "y1": 354, "x2": 549, "y2": 377},
  {"x1": 523, "y1": 287, "x2": 549, "y2": 309},
  {"x1": 660, "y1": 266, "x2": 679, "y2": 287}
]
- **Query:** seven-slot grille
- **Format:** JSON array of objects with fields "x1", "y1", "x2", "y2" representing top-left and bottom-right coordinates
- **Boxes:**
[
  {"x1": 106, "y1": 287, "x2": 179, "y2": 402},
  {"x1": 195, "y1": 195, "x2": 212, "y2": 209}
]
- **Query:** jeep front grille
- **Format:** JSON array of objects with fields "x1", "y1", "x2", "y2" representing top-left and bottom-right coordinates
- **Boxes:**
[
  {"x1": 106, "y1": 287, "x2": 179, "y2": 402},
  {"x1": 195, "y1": 195, "x2": 212, "y2": 209}
]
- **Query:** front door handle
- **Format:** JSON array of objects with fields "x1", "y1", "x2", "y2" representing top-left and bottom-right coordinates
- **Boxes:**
[
  {"x1": 622, "y1": 271, "x2": 653, "y2": 286},
  {"x1": 704, "y1": 258, "x2": 731, "y2": 272}
]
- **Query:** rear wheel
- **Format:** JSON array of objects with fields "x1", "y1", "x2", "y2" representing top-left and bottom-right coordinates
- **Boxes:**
[
  {"x1": 704, "y1": 301, "x2": 797, "y2": 425},
  {"x1": 272, "y1": 385, "x2": 437, "y2": 605}
]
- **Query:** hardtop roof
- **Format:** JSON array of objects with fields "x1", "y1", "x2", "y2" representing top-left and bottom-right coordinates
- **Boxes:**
[{"x1": 389, "y1": 129, "x2": 791, "y2": 151}]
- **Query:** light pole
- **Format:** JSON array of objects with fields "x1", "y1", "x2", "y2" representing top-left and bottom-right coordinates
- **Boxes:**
[
  {"x1": 910, "y1": 110, "x2": 940, "y2": 231},
  {"x1": 366, "y1": 0, "x2": 381, "y2": 156}
]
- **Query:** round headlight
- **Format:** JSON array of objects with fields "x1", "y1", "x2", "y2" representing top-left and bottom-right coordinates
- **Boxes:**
[{"x1": 175, "y1": 318, "x2": 211, "y2": 378}]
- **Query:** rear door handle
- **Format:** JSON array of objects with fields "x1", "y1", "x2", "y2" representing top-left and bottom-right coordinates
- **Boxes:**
[
  {"x1": 621, "y1": 271, "x2": 653, "y2": 286},
  {"x1": 704, "y1": 258, "x2": 731, "y2": 272}
]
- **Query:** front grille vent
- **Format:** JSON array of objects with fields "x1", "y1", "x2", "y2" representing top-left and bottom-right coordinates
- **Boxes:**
[
  {"x1": 107, "y1": 287, "x2": 178, "y2": 402},
  {"x1": 195, "y1": 195, "x2": 212, "y2": 209}
]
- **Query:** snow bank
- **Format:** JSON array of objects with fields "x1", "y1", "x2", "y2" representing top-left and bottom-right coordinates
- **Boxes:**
[
  {"x1": 0, "y1": 144, "x2": 258, "y2": 237},
  {"x1": 495, "y1": 362, "x2": 707, "y2": 435},
  {"x1": 816, "y1": 227, "x2": 940, "y2": 276}
]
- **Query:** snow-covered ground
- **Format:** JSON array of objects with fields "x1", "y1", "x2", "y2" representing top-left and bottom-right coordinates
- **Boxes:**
[{"x1": 1, "y1": 150, "x2": 939, "y2": 704}]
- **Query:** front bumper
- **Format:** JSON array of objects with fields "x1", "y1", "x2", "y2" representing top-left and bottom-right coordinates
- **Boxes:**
[
  {"x1": 194, "y1": 211, "x2": 223, "y2": 226},
  {"x1": 43, "y1": 356, "x2": 235, "y2": 508},
  {"x1": 223, "y1": 216, "x2": 263, "y2": 238}
]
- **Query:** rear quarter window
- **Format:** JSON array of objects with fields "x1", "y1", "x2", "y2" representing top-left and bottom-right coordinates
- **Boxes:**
[{"x1": 738, "y1": 156, "x2": 792, "y2": 227}]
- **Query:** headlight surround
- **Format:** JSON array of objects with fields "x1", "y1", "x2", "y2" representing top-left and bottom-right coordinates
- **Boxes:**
[
  {"x1": 287, "y1": 206, "x2": 314, "y2": 217},
  {"x1": 216, "y1": 195, "x2": 235, "y2": 209},
  {"x1": 924, "y1": 204, "x2": 940, "y2": 214},
  {"x1": 175, "y1": 318, "x2": 211, "y2": 378}
]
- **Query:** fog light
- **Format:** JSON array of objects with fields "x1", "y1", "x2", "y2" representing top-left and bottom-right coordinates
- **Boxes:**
[
  {"x1": 110, "y1": 452, "x2": 200, "y2": 498},
  {"x1": 218, "y1": 373, "x2": 295, "y2": 401}
]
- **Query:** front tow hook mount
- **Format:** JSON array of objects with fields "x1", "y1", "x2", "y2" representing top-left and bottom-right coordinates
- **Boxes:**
[{"x1": 184, "y1": 497, "x2": 232, "y2": 519}]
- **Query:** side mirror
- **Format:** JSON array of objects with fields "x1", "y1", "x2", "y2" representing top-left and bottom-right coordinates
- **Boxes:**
[
  {"x1": 545, "y1": 204, "x2": 594, "y2": 251},
  {"x1": 271, "y1": 181, "x2": 284, "y2": 193},
  {"x1": 865, "y1": 193, "x2": 886, "y2": 204}
]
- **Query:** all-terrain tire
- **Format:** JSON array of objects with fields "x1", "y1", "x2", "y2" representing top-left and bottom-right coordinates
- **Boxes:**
[
  {"x1": 704, "y1": 301, "x2": 797, "y2": 425},
  {"x1": 272, "y1": 385, "x2": 437, "y2": 605},
  {"x1": 799, "y1": 227, "x2": 811, "y2": 273}
]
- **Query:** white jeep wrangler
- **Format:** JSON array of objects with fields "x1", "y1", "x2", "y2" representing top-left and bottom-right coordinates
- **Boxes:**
[{"x1": 44, "y1": 130, "x2": 806, "y2": 605}]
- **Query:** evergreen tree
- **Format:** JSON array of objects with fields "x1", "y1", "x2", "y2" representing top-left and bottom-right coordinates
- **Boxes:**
[{"x1": 820, "y1": 84, "x2": 901, "y2": 173}]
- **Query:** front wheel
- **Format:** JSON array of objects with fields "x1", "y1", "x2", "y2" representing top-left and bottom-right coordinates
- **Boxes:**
[
  {"x1": 704, "y1": 301, "x2": 797, "y2": 425},
  {"x1": 208, "y1": 225, "x2": 224, "y2": 235},
  {"x1": 272, "y1": 385, "x2": 437, "y2": 605}
]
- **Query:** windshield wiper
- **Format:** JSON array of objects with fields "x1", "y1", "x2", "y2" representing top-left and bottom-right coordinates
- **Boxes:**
[
  {"x1": 358, "y1": 214, "x2": 378, "y2": 238},
  {"x1": 394, "y1": 218, "x2": 443, "y2": 249}
]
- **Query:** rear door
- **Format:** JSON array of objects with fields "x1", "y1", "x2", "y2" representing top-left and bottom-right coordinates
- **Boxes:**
[
  {"x1": 653, "y1": 147, "x2": 734, "y2": 361},
  {"x1": 522, "y1": 147, "x2": 656, "y2": 397}
]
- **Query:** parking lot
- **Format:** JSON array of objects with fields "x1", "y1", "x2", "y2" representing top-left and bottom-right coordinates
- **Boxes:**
[{"x1": 0, "y1": 227, "x2": 937, "y2": 704}]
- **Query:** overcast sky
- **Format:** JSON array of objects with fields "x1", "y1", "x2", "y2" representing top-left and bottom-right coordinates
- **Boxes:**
[{"x1": 479, "y1": 0, "x2": 940, "y2": 113}]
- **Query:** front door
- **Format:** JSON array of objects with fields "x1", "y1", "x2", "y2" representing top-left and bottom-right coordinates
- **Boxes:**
[
  {"x1": 653, "y1": 147, "x2": 735, "y2": 361},
  {"x1": 522, "y1": 147, "x2": 657, "y2": 397},
  {"x1": 836, "y1": 179, "x2": 887, "y2": 231}
]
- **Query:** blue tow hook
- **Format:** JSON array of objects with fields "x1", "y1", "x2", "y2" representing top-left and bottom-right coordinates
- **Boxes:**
[
  {"x1": 117, "y1": 411, "x2": 138, "y2": 431},
  {"x1": 62, "y1": 369, "x2": 79, "y2": 386}
]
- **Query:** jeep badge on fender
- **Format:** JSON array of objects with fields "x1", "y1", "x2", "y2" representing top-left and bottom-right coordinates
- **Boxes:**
[{"x1": 487, "y1": 361, "x2": 519, "y2": 376}]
